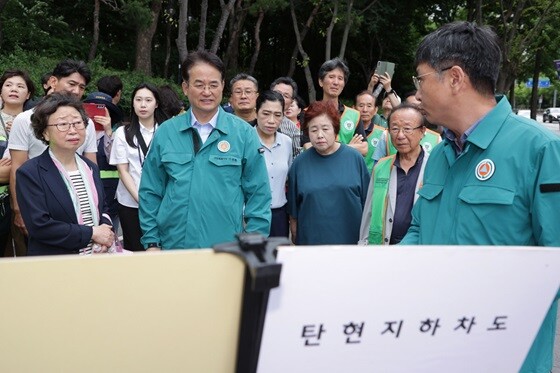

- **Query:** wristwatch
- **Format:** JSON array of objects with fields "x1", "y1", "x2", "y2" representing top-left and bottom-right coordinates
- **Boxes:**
[{"x1": 386, "y1": 89, "x2": 397, "y2": 96}]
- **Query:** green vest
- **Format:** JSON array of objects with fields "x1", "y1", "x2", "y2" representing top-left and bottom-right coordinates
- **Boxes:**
[
  {"x1": 419, "y1": 129, "x2": 441, "y2": 153},
  {"x1": 100, "y1": 170, "x2": 119, "y2": 179},
  {"x1": 368, "y1": 155, "x2": 395, "y2": 244},
  {"x1": 364, "y1": 125, "x2": 385, "y2": 172},
  {"x1": 337, "y1": 106, "x2": 360, "y2": 144},
  {"x1": 387, "y1": 129, "x2": 441, "y2": 155}
]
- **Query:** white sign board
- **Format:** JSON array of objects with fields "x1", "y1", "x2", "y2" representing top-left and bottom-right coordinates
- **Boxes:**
[{"x1": 257, "y1": 246, "x2": 560, "y2": 373}]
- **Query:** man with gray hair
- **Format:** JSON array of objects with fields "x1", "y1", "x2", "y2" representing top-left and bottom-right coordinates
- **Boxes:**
[
  {"x1": 401, "y1": 21, "x2": 560, "y2": 372},
  {"x1": 301, "y1": 58, "x2": 368, "y2": 155},
  {"x1": 229, "y1": 73, "x2": 259, "y2": 123}
]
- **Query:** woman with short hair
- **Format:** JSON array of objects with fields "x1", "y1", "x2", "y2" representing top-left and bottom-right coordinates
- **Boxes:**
[
  {"x1": 287, "y1": 100, "x2": 370, "y2": 245},
  {"x1": 16, "y1": 93, "x2": 114, "y2": 255}
]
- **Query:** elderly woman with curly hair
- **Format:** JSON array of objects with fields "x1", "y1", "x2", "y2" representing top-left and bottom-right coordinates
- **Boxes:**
[{"x1": 16, "y1": 93, "x2": 114, "y2": 256}]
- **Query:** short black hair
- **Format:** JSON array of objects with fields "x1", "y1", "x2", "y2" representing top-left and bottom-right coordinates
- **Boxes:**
[
  {"x1": 181, "y1": 50, "x2": 225, "y2": 82},
  {"x1": 97, "y1": 75, "x2": 123, "y2": 98},
  {"x1": 0, "y1": 69, "x2": 36, "y2": 100},
  {"x1": 415, "y1": 21, "x2": 501, "y2": 96},
  {"x1": 52, "y1": 59, "x2": 92, "y2": 85},
  {"x1": 270, "y1": 77, "x2": 298, "y2": 97},
  {"x1": 255, "y1": 90, "x2": 285, "y2": 112}
]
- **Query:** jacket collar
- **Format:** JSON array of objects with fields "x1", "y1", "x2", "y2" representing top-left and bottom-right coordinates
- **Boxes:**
[
  {"x1": 180, "y1": 106, "x2": 230, "y2": 136},
  {"x1": 465, "y1": 95, "x2": 511, "y2": 151}
]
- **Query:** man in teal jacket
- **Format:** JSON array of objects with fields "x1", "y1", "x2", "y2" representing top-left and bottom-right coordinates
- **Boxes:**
[
  {"x1": 402, "y1": 21, "x2": 560, "y2": 372},
  {"x1": 139, "y1": 51, "x2": 271, "y2": 249}
]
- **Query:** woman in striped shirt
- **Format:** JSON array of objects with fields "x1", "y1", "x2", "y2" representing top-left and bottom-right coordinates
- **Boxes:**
[{"x1": 15, "y1": 93, "x2": 114, "y2": 255}]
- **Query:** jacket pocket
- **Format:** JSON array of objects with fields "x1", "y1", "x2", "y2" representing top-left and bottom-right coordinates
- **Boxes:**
[
  {"x1": 458, "y1": 185, "x2": 514, "y2": 205},
  {"x1": 417, "y1": 183, "x2": 444, "y2": 201},
  {"x1": 161, "y1": 152, "x2": 193, "y2": 181},
  {"x1": 457, "y1": 185, "x2": 515, "y2": 226}
]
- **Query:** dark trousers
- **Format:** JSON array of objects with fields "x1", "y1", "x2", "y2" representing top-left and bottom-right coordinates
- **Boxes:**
[
  {"x1": 117, "y1": 203, "x2": 144, "y2": 251},
  {"x1": 270, "y1": 204, "x2": 289, "y2": 238}
]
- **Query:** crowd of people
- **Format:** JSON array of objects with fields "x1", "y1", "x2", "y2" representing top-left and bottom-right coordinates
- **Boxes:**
[{"x1": 0, "y1": 21, "x2": 558, "y2": 372}]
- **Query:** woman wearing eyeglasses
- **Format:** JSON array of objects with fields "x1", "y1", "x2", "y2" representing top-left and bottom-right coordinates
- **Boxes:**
[
  {"x1": 359, "y1": 103, "x2": 429, "y2": 245},
  {"x1": 15, "y1": 93, "x2": 114, "y2": 256}
]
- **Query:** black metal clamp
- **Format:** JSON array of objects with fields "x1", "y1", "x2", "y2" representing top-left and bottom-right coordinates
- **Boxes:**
[{"x1": 214, "y1": 233, "x2": 290, "y2": 373}]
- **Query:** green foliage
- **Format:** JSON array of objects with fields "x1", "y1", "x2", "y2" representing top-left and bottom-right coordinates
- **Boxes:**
[
  {"x1": 122, "y1": 0, "x2": 154, "y2": 29},
  {"x1": 0, "y1": 49, "x2": 182, "y2": 115},
  {"x1": 0, "y1": 0, "x2": 81, "y2": 56}
]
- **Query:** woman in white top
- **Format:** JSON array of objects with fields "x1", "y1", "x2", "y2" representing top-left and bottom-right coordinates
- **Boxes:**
[
  {"x1": 0, "y1": 69, "x2": 35, "y2": 257},
  {"x1": 254, "y1": 90, "x2": 293, "y2": 237},
  {"x1": 110, "y1": 83, "x2": 168, "y2": 251}
]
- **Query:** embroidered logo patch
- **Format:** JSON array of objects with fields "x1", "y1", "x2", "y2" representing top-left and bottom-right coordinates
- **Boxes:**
[
  {"x1": 371, "y1": 138, "x2": 379, "y2": 147},
  {"x1": 422, "y1": 142, "x2": 433, "y2": 152},
  {"x1": 475, "y1": 159, "x2": 495, "y2": 181},
  {"x1": 343, "y1": 120, "x2": 354, "y2": 131},
  {"x1": 217, "y1": 140, "x2": 230, "y2": 153}
]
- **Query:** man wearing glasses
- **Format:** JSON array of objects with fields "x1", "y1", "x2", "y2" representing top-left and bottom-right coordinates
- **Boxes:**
[
  {"x1": 401, "y1": 21, "x2": 560, "y2": 373},
  {"x1": 359, "y1": 103, "x2": 428, "y2": 245},
  {"x1": 139, "y1": 51, "x2": 271, "y2": 250},
  {"x1": 228, "y1": 73, "x2": 259, "y2": 123}
]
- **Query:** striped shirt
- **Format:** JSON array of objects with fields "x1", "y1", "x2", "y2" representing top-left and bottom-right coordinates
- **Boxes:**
[{"x1": 69, "y1": 170, "x2": 94, "y2": 255}]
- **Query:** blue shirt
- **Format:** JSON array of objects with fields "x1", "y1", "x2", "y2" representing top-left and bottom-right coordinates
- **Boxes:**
[{"x1": 257, "y1": 130, "x2": 293, "y2": 208}]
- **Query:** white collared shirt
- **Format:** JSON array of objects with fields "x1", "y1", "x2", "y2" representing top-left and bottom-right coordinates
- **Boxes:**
[
  {"x1": 191, "y1": 111, "x2": 218, "y2": 144},
  {"x1": 109, "y1": 122, "x2": 157, "y2": 208}
]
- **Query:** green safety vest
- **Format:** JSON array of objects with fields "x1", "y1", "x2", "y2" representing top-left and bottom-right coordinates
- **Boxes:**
[
  {"x1": 337, "y1": 106, "x2": 360, "y2": 144},
  {"x1": 368, "y1": 155, "x2": 395, "y2": 244},
  {"x1": 364, "y1": 125, "x2": 385, "y2": 172},
  {"x1": 387, "y1": 128, "x2": 441, "y2": 155},
  {"x1": 100, "y1": 170, "x2": 119, "y2": 179}
]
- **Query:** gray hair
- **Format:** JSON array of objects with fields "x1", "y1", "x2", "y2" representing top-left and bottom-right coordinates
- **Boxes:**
[
  {"x1": 318, "y1": 57, "x2": 350, "y2": 84},
  {"x1": 229, "y1": 73, "x2": 258, "y2": 92}
]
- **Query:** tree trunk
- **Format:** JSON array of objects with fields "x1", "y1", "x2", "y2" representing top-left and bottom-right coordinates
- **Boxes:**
[
  {"x1": 223, "y1": 0, "x2": 247, "y2": 72},
  {"x1": 248, "y1": 8, "x2": 264, "y2": 75},
  {"x1": 338, "y1": 0, "x2": 353, "y2": 59},
  {"x1": 197, "y1": 0, "x2": 208, "y2": 50},
  {"x1": 210, "y1": 0, "x2": 236, "y2": 54},
  {"x1": 176, "y1": 0, "x2": 189, "y2": 64},
  {"x1": 290, "y1": 0, "x2": 316, "y2": 102},
  {"x1": 163, "y1": 0, "x2": 177, "y2": 78},
  {"x1": 135, "y1": 0, "x2": 163, "y2": 76},
  {"x1": 88, "y1": 0, "x2": 100, "y2": 62},
  {"x1": 325, "y1": 0, "x2": 339, "y2": 61},
  {"x1": 287, "y1": 1, "x2": 322, "y2": 77}
]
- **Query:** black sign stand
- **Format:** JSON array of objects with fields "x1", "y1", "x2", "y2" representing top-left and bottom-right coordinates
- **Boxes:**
[{"x1": 214, "y1": 233, "x2": 289, "y2": 373}]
